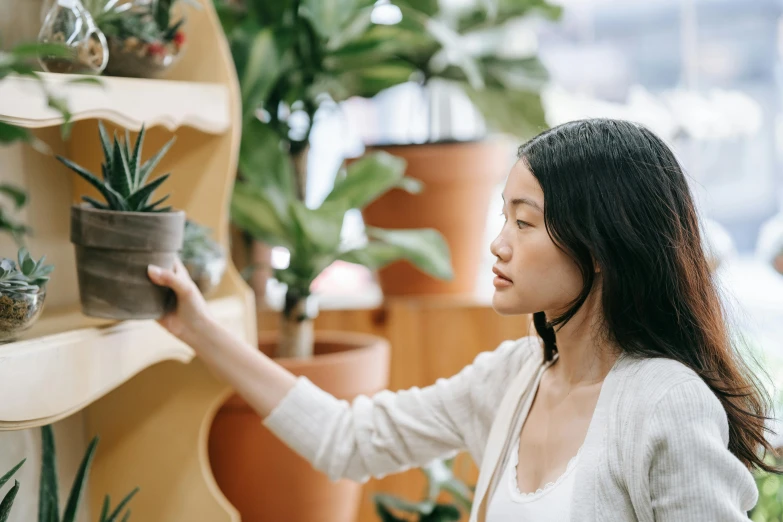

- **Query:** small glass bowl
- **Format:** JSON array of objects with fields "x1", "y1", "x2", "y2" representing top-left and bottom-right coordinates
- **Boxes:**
[
  {"x1": 0, "y1": 288, "x2": 47, "y2": 343},
  {"x1": 103, "y1": 33, "x2": 185, "y2": 78},
  {"x1": 38, "y1": 0, "x2": 108, "y2": 74}
]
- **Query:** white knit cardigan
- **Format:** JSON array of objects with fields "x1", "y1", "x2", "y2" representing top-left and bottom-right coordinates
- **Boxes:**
[{"x1": 263, "y1": 336, "x2": 758, "y2": 521}]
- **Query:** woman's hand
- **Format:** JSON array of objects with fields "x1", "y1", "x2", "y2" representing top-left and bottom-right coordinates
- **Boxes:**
[{"x1": 147, "y1": 259, "x2": 212, "y2": 343}]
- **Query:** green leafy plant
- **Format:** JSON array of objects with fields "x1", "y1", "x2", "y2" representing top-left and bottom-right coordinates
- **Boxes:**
[
  {"x1": 0, "y1": 184, "x2": 30, "y2": 245},
  {"x1": 56, "y1": 122, "x2": 174, "y2": 212},
  {"x1": 218, "y1": 0, "x2": 559, "y2": 358},
  {"x1": 0, "y1": 459, "x2": 25, "y2": 522},
  {"x1": 181, "y1": 219, "x2": 222, "y2": 263},
  {"x1": 374, "y1": 458, "x2": 474, "y2": 522},
  {"x1": 38, "y1": 425, "x2": 139, "y2": 522},
  {"x1": 0, "y1": 248, "x2": 54, "y2": 295},
  {"x1": 86, "y1": 0, "x2": 194, "y2": 44}
]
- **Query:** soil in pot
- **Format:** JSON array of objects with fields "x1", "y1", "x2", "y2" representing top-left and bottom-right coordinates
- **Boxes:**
[
  {"x1": 208, "y1": 331, "x2": 391, "y2": 522},
  {"x1": 70, "y1": 205, "x2": 185, "y2": 320},
  {"x1": 0, "y1": 289, "x2": 46, "y2": 342}
]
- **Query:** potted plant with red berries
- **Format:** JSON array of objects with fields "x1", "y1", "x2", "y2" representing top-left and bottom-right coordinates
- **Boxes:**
[{"x1": 84, "y1": 0, "x2": 192, "y2": 78}]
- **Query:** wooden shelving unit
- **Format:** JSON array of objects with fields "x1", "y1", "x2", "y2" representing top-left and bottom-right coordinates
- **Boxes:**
[{"x1": 0, "y1": 1, "x2": 251, "y2": 520}]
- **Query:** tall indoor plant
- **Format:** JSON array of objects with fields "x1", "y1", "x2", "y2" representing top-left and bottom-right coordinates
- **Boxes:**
[
  {"x1": 360, "y1": 0, "x2": 561, "y2": 295},
  {"x1": 210, "y1": 2, "x2": 455, "y2": 520}
]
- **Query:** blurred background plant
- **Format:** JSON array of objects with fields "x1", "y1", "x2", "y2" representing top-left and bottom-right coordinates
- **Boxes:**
[{"x1": 373, "y1": 458, "x2": 473, "y2": 522}]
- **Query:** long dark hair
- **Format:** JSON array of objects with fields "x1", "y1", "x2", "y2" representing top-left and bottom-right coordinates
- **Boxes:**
[{"x1": 521, "y1": 118, "x2": 774, "y2": 471}]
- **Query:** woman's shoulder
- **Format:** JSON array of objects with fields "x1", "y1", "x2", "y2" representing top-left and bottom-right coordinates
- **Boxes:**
[{"x1": 612, "y1": 355, "x2": 728, "y2": 439}]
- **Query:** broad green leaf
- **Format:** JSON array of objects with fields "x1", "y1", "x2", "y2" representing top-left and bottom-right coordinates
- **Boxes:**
[
  {"x1": 299, "y1": 0, "x2": 356, "y2": 39},
  {"x1": 11, "y1": 42, "x2": 72, "y2": 59},
  {"x1": 374, "y1": 493, "x2": 436, "y2": 515},
  {"x1": 231, "y1": 182, "x2": 293, "y2": 248},
  {"x1": 0, "y1": 460, "x2": 24, "y2": 490},
  {"x1": 61, "y1": 436, "x2": 99, "y2": 522},
  {"x1": 39, "y1": 425, "x2": 59, "y2": 522},
  {"x1": 341, "y1": 227, "x2": 453, "y2": 280},
  {"x1": 0, "y1": 480, "x2": 20, "y2": 522},
  {"x1": 325, "y1": 152, "x2": 406, "y2": 209},
  {"x1": 390, "y1": 0, "x2": 438, "y2": 17},
  {"x1": 460, "y1": 82, "x2": 545, "y2": 138},
  {"x1": 325, "y1": 6, "x2": 374, "y2": 51},
  {"x1": 334, "y1": 62, "x2": 416, "y2": 99},
  {"x1": 289, "y1": 199, "x2": 347, "y2": 255},
  {"x1": 0, "y1": 184, "x2": 27, "y2": 208},
  {"x1": 238, "y1": 117, "x2": 294, "y2": 196},
  {"x1": 239, "y1": 29, "x2": 279, "y2": 118},
  {"x1": 0, "y1": 121, "x2": 30, "y2": 144}
]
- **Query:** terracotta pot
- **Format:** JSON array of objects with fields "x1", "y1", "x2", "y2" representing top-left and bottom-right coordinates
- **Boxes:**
[
  {"x1": 209, "y1": 331, "x2": 391, "y2": 522},
  {"x1": 70, "y1": 204, "x2": 185, "y2": 319},
  {"x1": 363, "y1": 140, "x2": 512, "y2": 296}
]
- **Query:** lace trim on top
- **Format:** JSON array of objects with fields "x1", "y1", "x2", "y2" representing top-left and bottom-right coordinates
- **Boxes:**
[{"x1": 507, "y1": 439, "x2": 582, "y2": 503}]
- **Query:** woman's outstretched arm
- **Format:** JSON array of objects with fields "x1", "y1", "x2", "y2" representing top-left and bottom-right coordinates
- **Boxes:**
[
  {"x1": 147, "y1": 260, "x2": 517, "y2": 483},
  {"x1": 148, "y1": 260, "x2": 297, "y2": 418}
]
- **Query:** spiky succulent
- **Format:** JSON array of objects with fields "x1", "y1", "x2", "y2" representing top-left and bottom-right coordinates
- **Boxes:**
[
  {"x1": 0, "y1": 248, "x2": 54, "y2": 295},
  {"x1": 56, "y1": 122, "x2": 174, "y2": 212}
]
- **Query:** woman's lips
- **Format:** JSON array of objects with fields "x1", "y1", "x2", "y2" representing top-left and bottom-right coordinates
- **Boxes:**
[{"x1": 492, "y1": 266, "x2": 513, "y2": 288}]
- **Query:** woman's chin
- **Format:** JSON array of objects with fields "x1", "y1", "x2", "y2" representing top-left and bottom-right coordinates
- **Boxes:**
[{"x1": 492, "y1": 293, "x2": 519, "y2": 316}]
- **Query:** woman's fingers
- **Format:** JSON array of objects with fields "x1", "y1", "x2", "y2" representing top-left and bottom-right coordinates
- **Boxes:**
[{"x1": 148, "y1": 263, "x2": 192, "y2": 296}]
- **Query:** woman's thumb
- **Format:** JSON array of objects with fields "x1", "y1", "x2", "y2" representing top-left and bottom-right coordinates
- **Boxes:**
[{"x1": 148, "y1": 264, "x2": 188, "y2": 295}]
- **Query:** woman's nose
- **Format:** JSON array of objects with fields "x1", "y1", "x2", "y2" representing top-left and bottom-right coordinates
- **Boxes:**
[{"x1": 490, "y1": 235, "x2": 511, "y2": 261}]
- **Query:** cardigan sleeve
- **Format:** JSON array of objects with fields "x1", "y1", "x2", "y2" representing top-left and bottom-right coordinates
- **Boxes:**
[
  {"x1": 645, "y1": 378, "x2": 759, "y2": 521},
  {"x1": 261, "y1": 339, "x2": 525, "y2": 483}
]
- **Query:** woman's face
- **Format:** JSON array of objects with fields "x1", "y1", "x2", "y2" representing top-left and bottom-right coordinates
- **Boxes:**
[{"x1": 490, "y1": 160, "x2": 584, "y2": 316}]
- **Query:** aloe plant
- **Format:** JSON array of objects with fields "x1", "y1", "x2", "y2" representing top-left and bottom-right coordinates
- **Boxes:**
[
  {"x1": 374, "y1": 458, "x2": 474, "y2": 522},
  {"x1": 0, "y1": 460, "x2": 25, "y2": 522},
  {"x1": 56, "y1": 122, "x2": 174, "y2": 212},
  {"x1": 39, "y1": 425, "x2": 139, "y2": 522},
  {"x1": 0, "y1": 248, "x2": 54, "y2": 295}
]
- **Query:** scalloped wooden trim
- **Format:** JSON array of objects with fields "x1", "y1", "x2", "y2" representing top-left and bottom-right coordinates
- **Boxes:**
[
  {"x1": 0, "y1": 296, "x2": 243, "y2": 430},
  {"x1": 0, "y1": 73, "x2": 230, "y2": 134}
]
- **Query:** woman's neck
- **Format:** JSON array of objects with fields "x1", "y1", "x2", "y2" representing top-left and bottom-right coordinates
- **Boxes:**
[{"x1": 546, "y1": 294, "x2": 618, "y2": 387}]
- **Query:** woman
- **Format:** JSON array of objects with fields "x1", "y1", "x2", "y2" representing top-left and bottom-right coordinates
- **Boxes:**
[{"x1": 148, "y1": 119, "x2": 773, "y2": 521}]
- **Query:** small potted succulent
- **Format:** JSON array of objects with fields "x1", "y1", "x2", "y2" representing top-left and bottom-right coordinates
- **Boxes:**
[
  {"x1": 0, "y1": 248, "x2": 54, "y2": 343},
  {"x1": 85, "y1": 0, "x2": 190, "y2": 78},
  {"x1": 179, "y1": 219, "x2": 226, "y2": 296},
  {"x1": 57, "y1": 122, "x2": 185, "y2": 320}
]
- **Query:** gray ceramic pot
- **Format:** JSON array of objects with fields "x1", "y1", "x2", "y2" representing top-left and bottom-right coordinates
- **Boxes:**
[{"x1": 71, "y1": 204, "x2": 185, "y2": 320}]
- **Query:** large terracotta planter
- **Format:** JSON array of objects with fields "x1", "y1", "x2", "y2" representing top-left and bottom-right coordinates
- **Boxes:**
[
  {"x1": 208, "y1": 331, "x2": 391, "y2": 522},
  {"x1": 364, "y1": 140, "x2": 512, "y2": 296}
]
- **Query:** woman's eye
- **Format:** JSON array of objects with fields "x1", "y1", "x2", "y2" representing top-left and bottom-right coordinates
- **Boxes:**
[{"x1": 516, "y1": 220, "x2": 529, "y2": 229}]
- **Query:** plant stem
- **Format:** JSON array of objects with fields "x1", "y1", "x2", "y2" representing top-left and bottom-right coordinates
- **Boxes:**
[
  {"x1": 278, "y1": 292, "x2": 315, "y2": 358},
  {"x1": 291, "y1": 144, "x2": 309, "y2": 202}
]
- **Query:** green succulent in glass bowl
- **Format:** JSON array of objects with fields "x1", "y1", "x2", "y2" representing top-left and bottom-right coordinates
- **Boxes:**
[
  {"x1": 179, "y1": 219, "x2": 226, "y2": 297},
  {"x1": 0, "y1": 248, "x2": 54, "y2": 343}
]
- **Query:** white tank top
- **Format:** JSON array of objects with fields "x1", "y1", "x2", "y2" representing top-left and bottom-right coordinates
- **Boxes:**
[{"x1": 486, "y1": 437, "x2": 581, "y2": 521}]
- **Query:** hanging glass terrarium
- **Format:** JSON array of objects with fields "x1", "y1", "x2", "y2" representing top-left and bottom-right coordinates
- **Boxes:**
[{"x1": 38, "y1": 0, "x2": 108, "y2": 74}]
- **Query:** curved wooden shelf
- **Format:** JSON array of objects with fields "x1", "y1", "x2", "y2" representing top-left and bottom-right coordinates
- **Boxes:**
[
  {"x1": 0, "y1": 72, "x2": 230, "y2": 134},
  {"x1": 0, "y1": 296, "x2": 244, "y2": 431}
]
